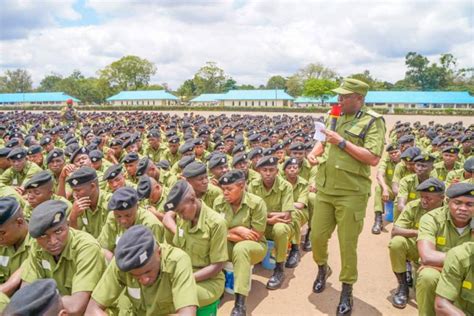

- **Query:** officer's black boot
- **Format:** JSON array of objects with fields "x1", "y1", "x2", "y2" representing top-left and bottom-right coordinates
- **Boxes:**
[
  {"x1": 336, "y1": 283, "x2": 353, "y2": 315},
  {"x1": 302, "y1": 228, "x2": 312, "y2": 251},
  {"x1": 406, "y1": 262, "x2": 413, "y2": 287},
  {"x1": 371, "y1": 211, "x2": 383, "y2": 234},
  {"x1": 392, "y1": 272, "x2": 409, "y2": 308},
  {"x1": 285, "y1": 244, "x2": 300, "y2": 268},
  {"x1": 312, "y1": 264, "x2": 332, "y2": 293},
  {"x1": 231, "y1": 293, "x2": 247, "y2": 316},
  {"x1": 266, "y1": 262, "x2": 285, "y2": 290}
]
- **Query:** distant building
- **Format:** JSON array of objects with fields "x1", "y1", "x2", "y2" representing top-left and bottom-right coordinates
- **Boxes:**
[
  {"x1": 189, "y1": 93, "x2": 225, "y2": 106},
  {"x1": 191, "y1": 89, "x2": 294, "y2": 107},
  {"x1": 293, "y1": 96, "x2": 330, "y2": 107},
  {"x1": 0, "y1": 92, "x2": 79, "y2": 106},
  {"x1": 106, "y1": 90, "x2": 179, "y2": 106}
]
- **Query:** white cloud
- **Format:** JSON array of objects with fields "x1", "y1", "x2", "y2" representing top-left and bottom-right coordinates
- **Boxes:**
[{"x1": 0, "y1": 0, "x2": 472, "y2": 90}]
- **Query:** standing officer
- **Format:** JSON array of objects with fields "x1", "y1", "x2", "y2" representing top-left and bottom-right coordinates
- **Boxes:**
[{"x1": 307, "y1": 78, "x2": 386, "y2": 315}]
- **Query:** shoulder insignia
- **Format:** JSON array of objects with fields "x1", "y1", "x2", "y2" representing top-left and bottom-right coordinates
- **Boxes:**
[{"x1": 366, "y1": 110, "x2": 383, "y2": 118}]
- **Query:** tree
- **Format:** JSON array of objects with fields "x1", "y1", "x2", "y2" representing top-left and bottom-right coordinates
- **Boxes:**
[
  {"x1": 143, "y1": 84, "x2": 164, "y2": 91},
  {"x1": 223, "y1": 78, "x2": 237, "y2": 92},
  {"x1": 177, "y1": 79, "x2": 197, "y2": 100},
  {"x1": 349, "y1": 70, "x2": 392, "y2": 90},
  {"x1": 285, "y1": 75, "x2": 304, "y2": 97},
  {"x1": 298, "y1": 63, "x2": 338, "y2": 81},
  {"x1": 266, "y1": 75, "x2": 287, "y2": 89},
  {"x1": 0, "y1": 69, "x2": 33, "y2": 92},
  {"x1": 37, "y1": 74, "x2": 63, "y2": 92},
  {"x1": 99, "y1": 55, "x2": 157, "y2": 92},
  {"x1": 303, "y1": 78, "x2": 338, "y2": 104},
  {"x1": 193, "y1": 62, "x2": 228, "y2": 94},
  {"x1": 237, "y1": 84, "x2": 256, "y2": 90}
]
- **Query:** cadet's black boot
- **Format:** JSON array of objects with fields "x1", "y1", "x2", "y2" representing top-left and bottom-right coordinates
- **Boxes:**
[
  {"x1": 266, "y1": 262, "x2": 285, "y2": 290},
  {"x1": 312, "y1": 264, "x2": 332, "y2": 293},
  {"x1": 371, "y1": 211, "x2": 383, "y2": 234},
  {"x1": 392, "y1": 272, "x2": 409, "y2": 308},
  {"x1": 336, "y1": 283, "x2": 353, "y2": 315},
  {"x1": 285, "y1": 244, "x2": 300, "y2": 268},
  {"x1": 231, "y1": 293, "x2": 247, "y2": 316},
  {"x1": 302, "y1": 228, "x2": 312, "y2": 251},
  {"x1": 406, "y1": 262, "x2": 413, "y2": 287}
]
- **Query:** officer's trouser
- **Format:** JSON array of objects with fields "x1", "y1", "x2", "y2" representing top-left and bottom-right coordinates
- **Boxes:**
[
  {"x1": 308, "y1": 192, "x2": 316, "y2": 226},
  {"x1": 373, "y1": 184, "x2": 394, "y2": 213},
  {"x1": 311, "y1": 191, "x2": 368, "y2": 284},
  {"x1": 196, "y1": 272, "x2": 225, "y2": 307},
  {"x1": 416, "y1": 267, "x2": 440, "y2": 316},
  {"x1": 228, "y1": 240, "x2": 267, "y2": 296},
  {"x1": 291, "y1": 207, "x2": 309, "y2": 244},
  {"x1": 388, "y1": 236, "x2": 419, "y2": 273},
  {"x1": 265, "y1": 223, "x2": 293, "y2": 263}
]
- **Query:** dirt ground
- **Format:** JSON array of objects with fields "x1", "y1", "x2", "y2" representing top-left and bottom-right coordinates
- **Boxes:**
[{"x1": 215, "y1": 114, "x2": 472, "y2": 316}]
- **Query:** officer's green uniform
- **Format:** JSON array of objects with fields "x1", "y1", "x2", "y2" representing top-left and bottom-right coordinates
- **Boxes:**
[
  {"x1": 396, "y1": 174, "x2": 422, "y2": 221},
  {"x1": 71, "y1": 191, "x2": 111, "y2": 238},
  {"x1": 171, "y1": 203, "x2": 227, "y2": 306},
  {"x1": 432, "y1": 161, "x2": 462, "y2": 182},
  {"x1": 202, "y1": 183, "x2": 223, "y2": 209},
  {"x1": 21, "y1": 228, "x2": 106, "y2": 295},
  {"x1": 435, "y1": 242, "x2": 474, "y2": 315},
  {"x1": 248, "y1": 176, "x2": 294, "y2": 263},
  {"x1": 213, "y1": 192, "x2": 267, "y2": 296},
  {"x1": 98, "y1": 208, "x2": 165, "y2": 252},
  {"x1": 312, "y1": 106, "x2": 385, "y2": 284},
  {"x1": 374, "y1": 154, "x2": 397, "y2": 213},
  {"x1": 23, "y1": 194, "x2": 72, "y2": 221},
  {"x1": 0, "y1": 234, "x2": 32, "y2": 284},
  {"x1": 91, "y1": 244, "x2": 199, "y2": 315},
  {"x1": 416, "y1": 205, "x2": 473, "y2": 316},
  {"x1": 288, "y1": 175, "x2": 309, "y2": 244},
  {"x1": 0, "y1": 161, "x2": 42, "y2": 187}
]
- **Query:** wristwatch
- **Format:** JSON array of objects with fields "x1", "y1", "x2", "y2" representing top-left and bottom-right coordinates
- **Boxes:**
[{"x1": 337, "y1": 139, "x2": 347, "y2": 150}]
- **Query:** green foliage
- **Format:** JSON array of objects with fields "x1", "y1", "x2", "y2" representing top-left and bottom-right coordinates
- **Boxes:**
[
  {"x1": 0, "y1": 69, "x2": 33, "y2": 92},
  {"x1": 193, "y1": 61, "x2": 228, "y2": 94},
  {"x1": 266, "y1": 75, "x2": 287, "y2": 89},
  {"x1": 348, "y1": 70, "x2": 393, "y2": 90},
  {"x1": 302, "y1": 78, "x2": 338, "y2": 103}
]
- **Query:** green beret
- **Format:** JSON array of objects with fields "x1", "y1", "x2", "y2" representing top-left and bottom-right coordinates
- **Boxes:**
[
  {"x1": 136, "y1": 157, "x2": 151, "y2": 177},
  {"x1": 182, "y1": 161, "x2": 207, "y2": 178},
  {"x1": 4, "y1": 279, "x2": 60, "y2": 315},
  {"x1": 208, "y1": 154, "x2": 227, "y2": 169},
  {"x1": 219, "y1": 170, "x2": 245, "y2": 185},
  {"x1": 164, "y1": 180, "x2": 191, "y2": 212},
  {"x1": 103, "y1": 164, "x2": 123, "y2": 181},
  {"x1": 27, "y1": 144, "x2": 42, "y2": 155},
  {"x1": 178, "y1": 155, "x2": 195, "y2": 170},
  {"x1": 256, "y1": 155, "x2": 278, "y2": 168},
  {"x1": 137, "y1": 176, "x2": 152, "y2": 200},
  {"x1": 441, "y1": 146, "x2": 460, "y2": 154},
  {"x1": 416, "y1": 177, "x2": 445, "y2": 193},
  {"x1": 115, "y1": 225, "x2": 155, "y2": 272},
  {"x1": 46, "y1": 148, "x2": 64, "y2": 165},
  {"x1": 70, "y1": 147, "x2": 89, "y2": 163},
  {"x1": 0, "y1": 197, "x2": 20, "y2": 225},
  {"x1": 446, "y1": 183, "x2": 474, "y2": 199},
  {"x1": 29, "y1": 200, "x2": 67, "y2": 238},
  {"x1": 332, "y1": 78, "x2": 369, "y2": 96},
  {"x1": 67, "y1": 166, "x2": 97, "y2": 187},
  {"x1": 24, "y1": 170, "x2": 53, "y2": 190},
  {"x1": 122, "y1": 152, "x2": 139, "y2": 164},
  {"x1": 232, "y1": 153, "x2": 248, "y2": 167},
  {"x1": 108, "y1": 187, "x2": 138, "y2": 211},
  {"x1": 89, "y1": 149, "x2": 103, "y2": 162},
  {"x1": 289, "y1": 142, "x2": 305, "y2": 151},
  {"x1": 7, "y1": 147, "x2": 27, "y2": 160},
  {"x1": 283, "y1": 157, "x2": 299, "y2": 170}
]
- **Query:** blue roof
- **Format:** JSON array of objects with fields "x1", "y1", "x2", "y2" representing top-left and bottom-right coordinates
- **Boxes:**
[
  {"x1": 0, "y1": 92, "x2": 80, "y2": 103},
  {"x1": 107, "y1": 90, "x2": 179, "y2": 101},
  {"x1": 190, "y1": 93, "x2": 224, "y2": 102},
  {"x1": 218, "y1": 89, "x2": 294, "y2": 100},
  {"x1": 327, "y1": 91, "x2": 474, "y2": 104},
  {"x1": 294, "y1": 96, "x2": 326, "y2": 103}
]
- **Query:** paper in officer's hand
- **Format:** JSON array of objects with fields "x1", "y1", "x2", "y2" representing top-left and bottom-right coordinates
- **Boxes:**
[{"x1": 313, "y1": 122, "x2": 326, "y2": 142}]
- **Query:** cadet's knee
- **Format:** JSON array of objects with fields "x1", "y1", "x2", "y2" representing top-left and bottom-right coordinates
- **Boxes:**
[
  {"x1": 272, "y1": 223, "x2": 290, "y2": 237},
  {"x1": 417, "y1": 267, "x2": 440, "y2": 288},
  {"x1": 388, "y1": 236, "x2": 406, "y2": 252}
]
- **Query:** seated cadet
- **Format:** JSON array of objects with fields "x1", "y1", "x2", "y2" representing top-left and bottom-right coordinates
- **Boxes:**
[
  {"x1": 67, "y1": 167, "x2": 111, "y2": 238},
  {"x1": 458, "y1": 135, "x2": 472, "y2": 163},
  {"x1": 98, "y1": 187, "x2": 164, "y2": 262},
  {"x1": 87, "y1": 225, "x2": 198, "y2": 316},
  {"x1": 3, "y1": 279, "x2": 67, "y2": 315},
  {"x1": 232, "y1": 152, "x2": 261, "y2": 185},
  {"x1": 434, "y1": 241, "x2": 473, "y2": 315},
  {"x1": 282, "y1": 157, "x2": 308, "y2": 268},
  {"x1": 273, "y1": 143, "x2": 286, "y2": 164},
  {"x1": 416, "y1": 182, "x2": 474, "y2": 316},
  {"x1": 57, "y1": 147, "x2": 91, "y2": 198},
  {"x1": 46, "y1": 149, "x2": 66, "y2": 189},
  {"x1": 372, "y1": 143, "x2": 401, "y2": 234},
  {"x1": 247, "y1": 147, "x2": 263, "y2": 171},
  {"x1": 213, "y1": 170, "x2": 267, "y2": 316},
  {"x1": 26, "y1": 144, "x2": 44, "y2": 168},
  {"x1": 0, "y1": 147, "x2": 42, "y2": 194},
  {"x1": 21, "y1": 200, "x2": 106, "y2": 315},
  {"x1": 90, "y1": 149, "x2": 112, "y2": 175},
  {"x1": 445, "y1": 156, "x2": 474, "y2": 187},
  {"x1": 391, "y1": 146, "x2": 419, "y2": 197},
  {"x1": 103, "y1": 164, "x2": 135, "y2": 193},
  {"x1": 432, "y1": 146, "x2": 462, "y2": 182},
  {"x1": 137, "y1": 175, "x2": 169, "y2": 222},
  {"x1": 0, "y1": 197, "x2": 31, "y2": 297},
  {"x1": 248, "y1": 155, "x2": 294, "y2": 290},
  {"x1": 193, "y1": 138, "x2": 208, "y2": 162},
  {"x1": 136, "y1": 157, "x2": 161, "y2": 183},
  {"x1": 105, "y1": 139, "x2": 124, "y2": 165},
  {"x1": 122, "y1": 152, "x2": 140, "y2": 184},
  {"x1": 170, "y1": 142, "x2": 195, "y2": 173},
  {"x1": 144, "y1": 129, "x2": 166, "y2": 162},
  {"x1": 396, "y1": 153, "x2": 435, "y2": 221},
  {"x1": 40, "y1": 135, "x2": 55, "y2": 154},
  {"x1": 208, "y1": 153, "x2": 229, "y2": 186},
  {"x1": 156, "y1": 160, "x2": 178, "y2": 188},
  {"x1": 182, "y1": 161, "x2": 223, "y2": 208},
  {"x1": 23, "y1": 171, "x2": 72, "y2": 220},
  {"x1": 0, "y1": 148, "x2": 12, "y2": 175},
  {"x1": 388, "y1": 178, "x2": 445, "y2": 309},
  {"x1": 162, "y1": 180, "x2": 227, "y2": 308},
  {"x1": 162, "y1": 135, "x2": 182, "y2": 166}
]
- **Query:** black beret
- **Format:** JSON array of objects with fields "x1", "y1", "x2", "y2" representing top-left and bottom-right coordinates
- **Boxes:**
[
  {"x1": 413, "y1": 153, "x2": 436, "y2": 163},
  {"x1": 7, "y1": 147, "x2": 27, "y2": 160},
  {"x1": 386, "y1": 143, "x2": 399, "y2": 152},
  {"x1": 108, "y1": 187, "x2": 139, "y2": 211},
  {"x1": 24, "y1": 170, "x2": 53, "y2": 190},
  {"x1": 400, "y1": 147, "x2": 421, "y2": 162},
  {"x1": 0, "y1": 197, "x2": 20, "y2": 225},
  {"x1": 103, "y1": 164, "x2": 123, "y2": 181},
  {"x1": 464, "y1": 157, "x2": 474, "y2": 173},
  {"x1": 136, "y1": 157, "x2": 151, "y2": 177},
  {"x1": 416, "y1": 177, "x2": 445, "y2": 193},
  {"x1": 123, "y1": 138, "x2": 136, "y2": 149},
  {"x1": 67, "y1": 166, "x2": 97, "y2": 187},
  {"x1": 46, "y1": 148, "x2": 64, "y2": 164},
  {"x1": 147, "y1": 129, "x2": 161, "y2": 138},
  {"x1": 178, "y1": 155, "x2": 195, "y2": 169},
  {"x1": 289, "y1": 142, "x2": 305, "y2": 151},
  {"x1": 182, "y1": 161, "x2": 207, "y2": 178},
  {"x1": 39, "y1": 135, "x2": 53, "y2": 146},
  {"x1": 178, "y1": 142, "x2": 195, "y2": 154},
  {"x1": 4, "y1": 279, "x2": 60, "y2": 315},
  {"x1": 214, "y1": 141, "x2": 225, "y2": 149},
  {"x1": 70, "y1": 147, "x2": 89, "y2": 163},
  {"x1": 398, "y1": 135, "x2": 415, "y2": 144},
  {"x1": 273, "y1": 143, "x2": 284, "y2": 151},
  {"x1": 5, "y1": 138, "x2": 20, "y2": 148},
  {"x1": 156, "y1": 160, "x2": 170, "y2": 170},
  {"x1": 460, "y1": 135, "x2": 472, "y2": 143},
  {"x1": 110, "y1": 138, "x2": 123, "y2": 147},
  {"x1": 0, "y1": 147, "x2": 11, "y2": 158},
  {"x1": 122, "y1": 152, "x2": 139, "y2": 164},
  {"x1": 137, "y1": 175, "x2": 152, "y2": 200},
  {"x1": 224, "y1": 133, "x2": 235, "y2": 141},
  {"x1": 232, "y1": 144, "x2": 246, "y2": 155},
  {"x1": 29, "y1": 200, "x2": 67, "y2": 238},
  {"x1": 193, "y1": 138, "x2": 203, "y2": 146},
  {"x1": 256, "y1": 155, "x2": 278, "y2": 168},
  {"x1": 27, "y1": 144, "x2": 42, "y2": 155},
  {"x1": 89, "y1": 149, "x2": 103, "y2": 162},
  {"x1": 219, "y1": 170, "x2": 246, "y2": 185},
  {"x1": 164, "y1": 180, "x2": 192, "y2": 212},
  {"x1": 168, "y1": 135, "x2": 180, "y2": 144},
  {"x1": 283, "y1": 157, "x2": 299, "y2": 170},
  {"x1": 65, "y1": 137, "x2": 79, "y2": 146},
  {"x1": 115, "y1": 225, "x2": 156, "y2": 272},
  {"x1": 208, "y1": 154, "x2": 227, "y2": 169},
  {"x1": 232, "y1": 153, "x2": 248, "y2": 167},
  {"x1": 262, "y1": 148, "x2": 275, "y2": 156},
  {"x1": 446, "y1": 183, "x2": 474, "y2": 199},
  {"x1": 248, "y1": 147, "x2": 263, "y2": 160},
  {"x1": 442, "y1": 146, "x2": 460, "y2": 154}
]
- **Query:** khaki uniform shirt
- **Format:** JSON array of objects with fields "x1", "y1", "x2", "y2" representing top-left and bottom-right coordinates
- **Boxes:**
[
  {"x1": 0, "y1": 161, "x2": 42, "y2": 187},
  {"x1": 72, "y1": 191, "x2": 111, "y2": 238},
  {"x1": 23, "y1": 194, "x2": 72, "y2": 221},
  {"x1": 0, "y1": 234, "x2": 32, "y2": 283},
  {"x1": 432, "y1": 161, "x2": 463, "y2": 182},
  {"x1": 202, "y1": 184, "x2": 223, "y2": 210},
  {"x1": 248, "y1": 175, "x2": 294, "y2": 214},
  {"x1": 395, "y1": 199, "x2": 430, "y2": 230}
]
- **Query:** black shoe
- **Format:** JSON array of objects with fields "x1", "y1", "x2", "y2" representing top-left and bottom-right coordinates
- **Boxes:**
[
  {"x1": 285, "y1": 245, "x2": 300, "y2": 268},
  {"x1": 371, "y1": 211, "x2": 383, "y2": 235},
  {"x1": 231, "y1": 293, "x2": 247, "y2": 316},
  {"x1": 392, "y1": 272, "x2": 409, "y2": 309},
  {"x1": 312, "y1": 265, "x2": 332, "y2": 293},
  {"x1": 406, "y1": 262, "x2": 413, "y2": 287},
  {"x1": 337, "y1": 283, "x2": 353, "y2": 315},
  {"x1": 302, "y1": 229, "x2": 312, "y2": 251},
  {"x1": 266, "y1": 262, "x2": 285, "y2": 290}
]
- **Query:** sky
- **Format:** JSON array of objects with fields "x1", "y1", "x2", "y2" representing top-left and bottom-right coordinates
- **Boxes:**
[{"x1": 0, "y1": 0, "x2": 473, "y2": 90}]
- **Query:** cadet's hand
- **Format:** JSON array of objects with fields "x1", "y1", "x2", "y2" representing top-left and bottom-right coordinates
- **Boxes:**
[
  {"x1": 210, "y1": 178, "x2": 219, "y2": 187},
  {"x1": 267, "y1": 216, "x2": 280, "y2": 225},
  {"x1": 72, "y1": 197, "x2": 91, "y2": 216},
  {"x1": 307, "y1": 152, "x2": 319, "y2": 165},
  {"x1": 308, "y1": 184, "x2": 317, "y2": 193},
  {"x1": 382, "y1": 188, "x2": 390, "y2": 202},
  {"x1": 322, "y1": 130, "x2": 344, "y2": 145},
  {"x1": 60, "y1": 164, "x2": 77, "y2": 180},
  {"x1": 14, "y1": 186, "x2": 25, "y2": 196}
]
